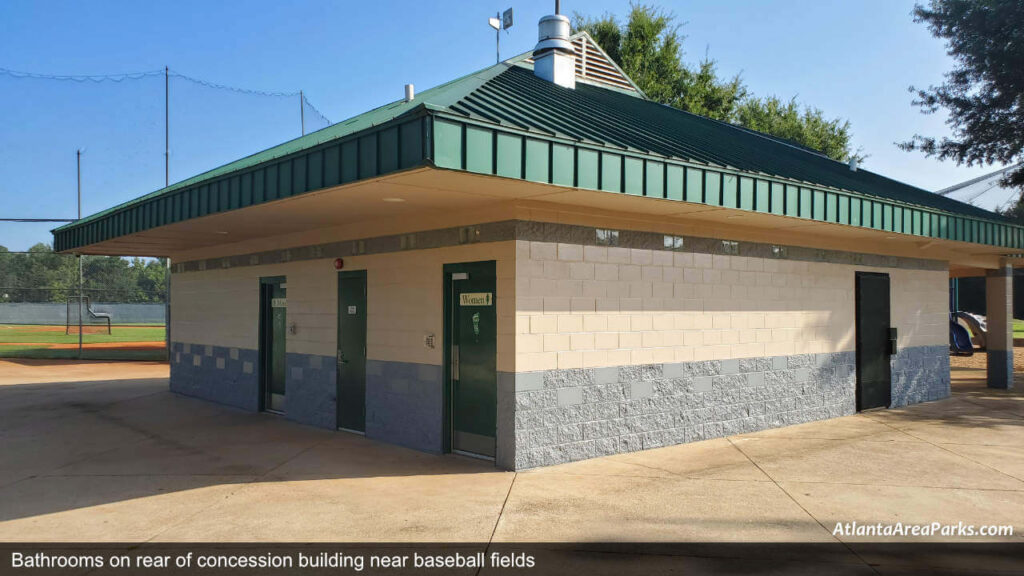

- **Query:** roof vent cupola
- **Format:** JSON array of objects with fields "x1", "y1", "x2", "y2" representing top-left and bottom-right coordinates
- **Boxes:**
[{"x1": 533, "y1": 2, "x2": 575, "y2": 89}]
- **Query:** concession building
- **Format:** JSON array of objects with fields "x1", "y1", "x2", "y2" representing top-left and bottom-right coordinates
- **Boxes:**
[{"x1": 53, "y1": 12, "x2": 1019, "y2": 469}]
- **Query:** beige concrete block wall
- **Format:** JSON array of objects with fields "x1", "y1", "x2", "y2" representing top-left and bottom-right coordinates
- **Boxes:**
[
  {"x1": 171, "y1": 242, "x2": 516, "y2": 370},
  {"x1": 170, "y1": 267, "x2": 259, "y2": 350},
  {"x1": 356, "y1": 242, "x2": 516, "y2": 370},
  {"x1": 169, "y1": 260, "x2": 339, "y2": 356},
  {"x1": 515, "y1": 240, "x2": 948, "y2": 372},
  {"x1": 169, "y1": 232, "x2": 947, "y2": 375}
]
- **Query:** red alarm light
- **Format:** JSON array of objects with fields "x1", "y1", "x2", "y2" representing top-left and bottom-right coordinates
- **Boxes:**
[{"x1": 334, "y1": 258, "x2": 344, "y2": 270}]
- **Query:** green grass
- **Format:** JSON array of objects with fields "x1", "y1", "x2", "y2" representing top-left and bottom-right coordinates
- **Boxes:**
[
  {"x1": 963, "y1": 319, "x2": 1024, "y2": 339},
  {"x1": 0, "y1": 346, "x2": 167, "y2": 361},
  {"x1": 0, "y1": 324, "x2": 167, "y2": 361},
  {"x1": 0, "y1": 324, "x2": 165, "y2": 344}
]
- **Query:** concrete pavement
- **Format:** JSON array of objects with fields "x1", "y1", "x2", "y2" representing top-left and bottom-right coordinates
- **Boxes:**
[{"x1": 0, "y1": 360, "x2": 1021, "y2": 554}]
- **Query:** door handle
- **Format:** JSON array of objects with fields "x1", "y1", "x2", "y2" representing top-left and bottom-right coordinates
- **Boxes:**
[
  {"x1": 337, "y1": 351, "x2": 349, "y2": 365},
  {"x1": 452, "y1": 345, "x2": 459, "y2": 380}
]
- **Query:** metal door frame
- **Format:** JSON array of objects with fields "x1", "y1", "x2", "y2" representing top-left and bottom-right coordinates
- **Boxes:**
[
  {"x1": 854, "y1": 271, "x2": 892, "y2": 411},
  {"x1": 336, "y1": 269, "x2": 367, "y2": 434},
  {"x1": 442, "y1": 261, "x2": 497, "y2": 457},
  {"x1": 258, "y1": 275, "x2": 286, "y2": 414}
]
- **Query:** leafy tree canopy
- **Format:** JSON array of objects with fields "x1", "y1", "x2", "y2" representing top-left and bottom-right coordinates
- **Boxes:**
[
  {"x1": 573, "y1": 3, "x2": 862, "y2": 163},
  {"x1": 901, "y1": 0, "x2": 1024, "y2": 189},
  {"x1": 0, "y1": 243, "x2": 166, "y2": 303},
  {"x1": 737, "y1": 97, "x2": 857, "y2": 163}
]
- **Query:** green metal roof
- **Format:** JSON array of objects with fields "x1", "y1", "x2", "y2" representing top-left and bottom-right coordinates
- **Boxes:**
[
  {"x1": 448, "y1": 65, "x2": 999, "y2": 221},
  {"x1": 54, "y1": 51, "x2": 1022, "y2": 254}
]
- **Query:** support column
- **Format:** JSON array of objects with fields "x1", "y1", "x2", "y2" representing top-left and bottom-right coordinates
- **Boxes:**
[{"x1": 986, "y1": 261, "x2": 1014, "y2": 389}]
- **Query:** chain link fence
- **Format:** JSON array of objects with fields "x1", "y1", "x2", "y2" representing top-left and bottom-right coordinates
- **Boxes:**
[{"x1": 0, "y1": 250, "x2": 167, "y2": 360}]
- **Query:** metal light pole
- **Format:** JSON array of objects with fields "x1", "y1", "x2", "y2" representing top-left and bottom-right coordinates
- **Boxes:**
[
  {"x1": 488, "y1": 8, "x2": 514, "y2": 63},
  {"x1": 491, "y1": 12, "x2": 500, "y2": 62}
]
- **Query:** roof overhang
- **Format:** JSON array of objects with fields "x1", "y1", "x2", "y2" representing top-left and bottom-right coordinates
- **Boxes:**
[
  {"x1": 65, "y1": 166, "x2": 1015, "y2": 274},
  {"x1": 55, "y1": 109, "x2": 1024, "y2": 266}
]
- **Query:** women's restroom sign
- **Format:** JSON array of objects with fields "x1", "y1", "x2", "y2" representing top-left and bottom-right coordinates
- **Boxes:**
[{"x1": 459, "y1": 293, "x2": 492, "y2": 306}]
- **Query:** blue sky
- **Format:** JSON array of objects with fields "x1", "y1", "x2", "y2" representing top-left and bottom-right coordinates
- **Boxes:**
[{"x1": 0, "y1": 0, "x2": 1005, "y2": 251}]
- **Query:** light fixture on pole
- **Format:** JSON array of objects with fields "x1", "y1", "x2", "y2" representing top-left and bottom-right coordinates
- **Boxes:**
[{"x1": 489, "y1": 7, "x2": 514, "y2": 63}]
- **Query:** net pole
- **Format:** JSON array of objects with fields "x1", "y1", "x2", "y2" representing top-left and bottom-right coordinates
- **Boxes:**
[
  {"x1": 77, "y1": 150, "x2": 83, "y2": 358},
  {"x1": 164, "y1": 66, "x2": 169, "y2": 188},
  {"x1": 300, "y1": 90, "x2": 305, "y2": 136},
  {"x1": 165, "y1": 66, "x2": 172, "y2": 360}
]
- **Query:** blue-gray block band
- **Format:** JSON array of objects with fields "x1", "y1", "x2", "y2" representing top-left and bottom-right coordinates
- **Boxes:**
[
  {"x1": 284, "y1": 352, "x2": 338, "y2": 429},
  {"x1": 169, "y1": 341, "x2": 259, "y2": 412},
  {"x1": 365, "y1": 360, "x2": 443, "y2": 453},
  {"x1": 984, "y1": 348, "x2": 1014, "y2": 390}
]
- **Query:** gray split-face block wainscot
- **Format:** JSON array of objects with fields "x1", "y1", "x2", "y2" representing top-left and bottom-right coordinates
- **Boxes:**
[
  {"x1": 890, "y1": 345, "x2": 951, "y2": 407},
  {"x1": 511, "y1": 346, "x2": 948, "y2": 469},
  {"x1": 170, "y1": 340, "x2": 950, "y2": 469}
]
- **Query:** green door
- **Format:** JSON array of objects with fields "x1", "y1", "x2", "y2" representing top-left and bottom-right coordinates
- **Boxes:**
[
  {"x1": 444, "y1": 261, "x2": 497, "y2": 458},
  {"x1": 337, "y1": 270, "x2": 367, "y2": 432},
  {"x1": 855, "y1": 272, "x2": 892, "y2": 410},
  {"x1": 259, "y1": 277, "x2": 287, "y2": 413}
]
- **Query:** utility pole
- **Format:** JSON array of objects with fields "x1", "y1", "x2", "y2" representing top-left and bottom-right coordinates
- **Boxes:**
[
  {"x1": 76, "y1": 150, "x2": 83, "y2": 359},
  {"x1": 300, "y1": 90, "x2": 305, "y2": 136}
]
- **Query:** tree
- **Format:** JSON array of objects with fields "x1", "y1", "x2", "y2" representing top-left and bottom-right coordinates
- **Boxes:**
[
  {"x1": 678, "y1": 58, "x2": 746, "y2": 123},
  {"x1": 573, "y1": 5, "x2": 745, "y2": 120},
  {"x1": 737, "y1": 97, "x2": 861, "y2": 163},
  {"x1": 900, "y1": 0, "x2": 1024, "y2": 188},
  {"x1": 0, "y1": 246, "x2": 11, "y2": 302},
  {"x1": 0, "y1": 244, "x2": 166, "y2": 303},
  {"x1": 998, "y1": 193, "x2": 1024, "y2": 224},
  {"x1": 136, "y1": 258, "x2": 169, "y2": 302},
  {"x1": 573, "y1": 3, "x2": 859, "y2": 162},
  {"x1": 616, "y1": 5, "x2": 686, "y2": 107}
]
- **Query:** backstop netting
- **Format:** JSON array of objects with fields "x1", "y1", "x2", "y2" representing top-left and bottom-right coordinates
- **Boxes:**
[{"x1": 1, "y1": 63, "x2": 331, "y2": 360}]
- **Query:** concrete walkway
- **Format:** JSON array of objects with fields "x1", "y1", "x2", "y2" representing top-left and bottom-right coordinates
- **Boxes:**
[{"x1": 0, "y1": 360, "x2": 1021, "y2": 558}]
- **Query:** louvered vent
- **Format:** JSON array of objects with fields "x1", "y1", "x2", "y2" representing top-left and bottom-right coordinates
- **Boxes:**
[{"x1": 526, "y1": 33, "x2": 639, "y2": 94}]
